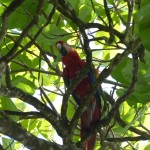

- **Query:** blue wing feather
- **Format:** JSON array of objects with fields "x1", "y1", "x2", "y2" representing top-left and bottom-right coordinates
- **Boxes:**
[
  {"x1": 63, "y1": 76, "x2": 81, "y2": 105},
  {"x1": 88, "y1": 71, "x2": 101, "y2": 108},
  {"x1": 63, "y1": 69, "x2": 101, "y2": 108},
  {"x1": 63, "y1": 76, "x2": 70, "y2": 87}
]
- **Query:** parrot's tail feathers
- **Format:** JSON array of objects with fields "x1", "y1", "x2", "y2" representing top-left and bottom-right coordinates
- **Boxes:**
[{"x1": 86, "y1": 134, "x2": 96, "y2": 150}]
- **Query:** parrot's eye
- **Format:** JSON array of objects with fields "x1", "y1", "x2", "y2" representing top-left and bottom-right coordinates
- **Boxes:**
[
  {"x1": 56, "y1": 43, "x2": 62, "y2": 50},
  {"x1": 56, "y1": 42, "x2": 67, "y2": 56}
]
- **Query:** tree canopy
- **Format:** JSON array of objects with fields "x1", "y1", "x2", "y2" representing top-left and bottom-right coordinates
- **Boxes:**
[{"x1": 0, "y1": 0, "x2": 150, "y2": 150}]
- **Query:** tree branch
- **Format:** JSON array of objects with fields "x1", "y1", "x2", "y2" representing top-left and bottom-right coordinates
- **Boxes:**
[
  {"x1": 3, "y1": 110, "x2": 44, "y2": 120},
  {"x1": 0, "y1": 87, "x2": 68, "y2": 137},
  {"x1": 104, "y1": 92, "x2": 150, "y2": 140},
  {"x1": 0, "y1": 111, "x2": 62, "y2": 150},
  {"x1": 0, "y1": 0, "x2": 44, "y2": 64},
  {"x1": 106, "y1": 136, "x2": 149, "y2": 142},
  {"x1": 0, "y1": 0, "x2": 25, "y2": 41},
  {"x1": 103, "y1": 0, "x2": 114, "y2": 43}
]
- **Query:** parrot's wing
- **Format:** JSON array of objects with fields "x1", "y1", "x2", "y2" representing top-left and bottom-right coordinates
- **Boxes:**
[
  {"x1": 72, "y1": 92, "x2": 81, "y2": 105},
  {"x1": 88, "y1": 70, "x2": 101, "y2": 108},
  {"x1": 63, "y1": 76, "x2": 70, "y2": 87},
  {"x1": 63, "y1": 68, "x2": 101, "y2": 107},
  {"x1": 63, "y1": 74, "x2": 81, "y2": 105}
]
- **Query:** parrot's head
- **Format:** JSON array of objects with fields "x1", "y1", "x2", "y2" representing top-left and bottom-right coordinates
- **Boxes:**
[{"x1": 56, "y1": 41, "x2": 72, "y2": 56}]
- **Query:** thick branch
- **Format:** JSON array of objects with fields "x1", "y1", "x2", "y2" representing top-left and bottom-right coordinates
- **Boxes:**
[
  {"x1": 0, "y1": 112, "x2": 82, "y2": 150},
  {"x1": 106, "y1": 136, "x2": 149, "y2": 142},
  {"x1": 0, "y1": 111, "x2": 62, "y2": 150},
  {"x1": 85, "y1": 23, "x2": 124, "y2": 41},
  {"x1": 0, "y1": 87, "x2": 68, "y2": 137},
  {"x1": 3, "y1": 110, "x2": 44, "y2": 120},
  {"x1": 103, "y1": 0, "x2": 114, "y2": 43}
]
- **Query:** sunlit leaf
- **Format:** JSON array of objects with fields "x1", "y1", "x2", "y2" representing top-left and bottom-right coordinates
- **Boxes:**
[
  {"x1": 2, "y1": 138, "x2": 15, "y2": 150},
  {"x1": 0, "y1": 96, "x2": 19, "y2": 121},
  {"x1": 79, "y1": 5, "x2": 92, "y2": 22},
  {"x1": 11, "y1": 75, "x2": 37, "y2": 94},
  {"x1": 144, "y1": 144, "x2": 150, "y2": 150},
  {"x1": 67, "y1": 98, "x2": 75, "y2": 119},
  {"x1": 37, "y1": 120, "x2": 53, "y2": 140},
  {"x1": 137, "y1": 3, "x2": 150, "y2": 51}
]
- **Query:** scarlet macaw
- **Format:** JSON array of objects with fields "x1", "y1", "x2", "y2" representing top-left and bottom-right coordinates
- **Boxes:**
[{"x1": 56, "y1": 41, "x2": 101, "y2": 150}]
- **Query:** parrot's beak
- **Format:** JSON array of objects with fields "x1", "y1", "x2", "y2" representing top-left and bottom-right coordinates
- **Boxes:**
[{"x1": 59, "y1": 46, "x2": 68, "y2": 56}]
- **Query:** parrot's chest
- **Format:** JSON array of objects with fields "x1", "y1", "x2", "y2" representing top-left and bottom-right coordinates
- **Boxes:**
[{"x1": 65, "y1": 64, "x2": 84, "y2": 79}]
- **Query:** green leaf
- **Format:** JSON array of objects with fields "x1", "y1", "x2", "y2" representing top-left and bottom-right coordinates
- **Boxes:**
[
  {"x1": 73, "y1": 128, "x2": 80, "y2": 142},
  {"x1": 8, "y1": 0, "x2": 37, "y2": 29},
  {"x1": 108, "y1": 0, "x2": 113, "y2": 4},
  {"x1": 2, "y1": 138, "x2": 15, "y2": 150},
  {"x1": 21, "y1": 119, "x2": 30, "y2": 130},
  {"x1": 48, "y1": 93, "x2": 57, "y2": 102},
  {"x1": 141, "y1": 0, "x2": 150, "y2": 7},
  {"x1": 37, "y1": 120, "x2": 53, "y2": 140},
  {"x1": 11, "y1": 75, "x2": 37, "y2": 94},
  {"x1": 144, "y1": 144, "x2": 150, "y2": 150},
  {"x1": 0, "y1": 96, "x2": 19, "y2": 121},
  {"x1": 36, "y1": 73, "x2": 53, "y2": 86},
  {"x1": 67, "y1": 98, "x2": 75, "y2": 119},
  {"x1": 121, "y1": 107, "x2": 145, "y2": 135},
  {"x1": 0, "y1": 37, "x2": 14, "y2": 56},
  {"x1": 28, "y1": 119, "x2": 39, "y2": 132},
  {"x1": 0, "y1": 5, "x2": 5, "y2": 16},
  {"x1": 10, "y1": 52, "x2": 37, "y2": 71},
  {"x1": 35, "y1": 24, "x2": 72, "y2": 49},
  {"x1": 14, "y1": 99, "x2": 26, "y2": 111},
  {"x1": 67, "y1": 0, "x2": 79, "y2": 13},
  {"x1": 120, "y1": 101, "x2": 135, "y2": 123},
  {"x1": 111, "y1": 58, "x2": 132, "y2": 85},
  {"x1": 7, "y1": 0, "x2": 49, "y2": 29},
  {"x1": 79, "y1": 5, "x2": 92, "y2": 22},
  {"x1": 95, "y1": 5, "x2": 106, "y2": 18},
  {"x1": 113, "y1": 52, "x2": 150, "y2": 106},
  {"x1": 0, "y1": 0, "x2": 13, "y2": 3},
  {"x1": 137, "y1": 3, "x2": 150, "y2": 51}
]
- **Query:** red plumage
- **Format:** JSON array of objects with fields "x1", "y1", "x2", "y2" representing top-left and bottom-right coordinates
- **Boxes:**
[{"x1": 57, "y1": 41, "x2": 101, "y2": 150}]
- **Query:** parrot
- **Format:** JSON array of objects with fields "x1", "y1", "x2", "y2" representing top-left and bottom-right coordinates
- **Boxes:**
[{"x1": 56, "y1": 41, "x2": 101, "y2": 150}]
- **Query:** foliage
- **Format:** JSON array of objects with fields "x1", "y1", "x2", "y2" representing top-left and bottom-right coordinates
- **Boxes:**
[{"x1": 0, "y1": 0, "x2": 150, "y2": 150}]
